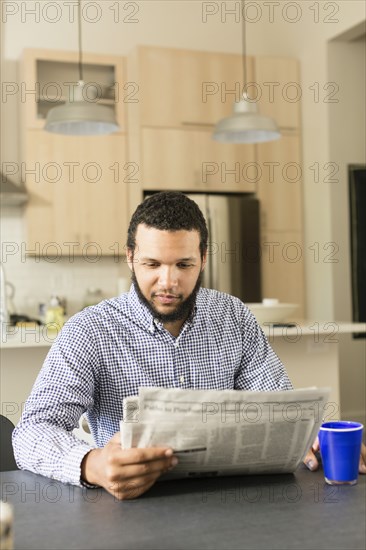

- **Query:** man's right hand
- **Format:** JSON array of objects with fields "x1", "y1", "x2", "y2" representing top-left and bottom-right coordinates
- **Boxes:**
[{"x1": 81, "y1": 432, "x2": 178, "y2": 500}]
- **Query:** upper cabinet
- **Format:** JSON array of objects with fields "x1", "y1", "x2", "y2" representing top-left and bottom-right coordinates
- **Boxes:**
[
  {"x1": 128, "y1": 46, "x2": 257, "y2": 195},
  {"x1": 254, "y1": 56, "x2": 301, "y2": 130},
  {"x1": 25, "y1": 131, "x2": 128, "y2": 255},
  {"x1": 21, "y1": 49, "x2": 129, "y2": 256},
  {"x1": 256, "y1": 133, "x2": 302, "y2": 233},
  {"x1": 21, "y1": 49, "x2": 124, "y2": 130},
  {"x1": 133, "y1": 48, "x2": 301, "y2": 131},
  {"x1": 137, "y1": 46, "x2": 251, "y2": 128},
  {"x1": 141, "y1": 128, "x2": 256, "y2": 192}
]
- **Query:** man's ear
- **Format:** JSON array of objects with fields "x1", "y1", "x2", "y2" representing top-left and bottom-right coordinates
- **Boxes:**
[
  {"x1": 126, "y1": 248, "x2": 134, "y2": 271},
  {"x1": 201, "y1": 249, "x2": 208, "y2": 271}
]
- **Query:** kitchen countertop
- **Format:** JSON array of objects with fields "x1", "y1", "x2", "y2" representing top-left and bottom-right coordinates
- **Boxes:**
[
  {"x1": 261, "y1": 320, "x2": 366, "y2": 339},
  {"x1": 1, "y1": 325, "x2": 59, "y2": 349},
  {"x1": 1, "y1": 320, "x2": 365, "y2": 349}
]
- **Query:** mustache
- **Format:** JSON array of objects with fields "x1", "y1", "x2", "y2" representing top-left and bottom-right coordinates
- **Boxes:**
[{"x1": 152, "y1": 291, "x2": 182, "y2": 298}]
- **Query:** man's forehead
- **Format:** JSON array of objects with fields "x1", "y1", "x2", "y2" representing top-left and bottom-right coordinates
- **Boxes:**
[
  {"x1": 134, "y1": 224, "x2": 201, "y2": 254},
  {"x1": 135, "y1": 224, "x2": 200, "y2": 241}
]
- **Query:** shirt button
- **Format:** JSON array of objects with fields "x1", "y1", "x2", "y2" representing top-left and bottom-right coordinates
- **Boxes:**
[{"x1": 180, "y1": 375, "x2": 185, "y2": 384}]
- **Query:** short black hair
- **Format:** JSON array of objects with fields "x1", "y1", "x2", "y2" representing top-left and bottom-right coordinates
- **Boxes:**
[{"x1": 127, "y1": 192, "x2": 208, "y2": 258}]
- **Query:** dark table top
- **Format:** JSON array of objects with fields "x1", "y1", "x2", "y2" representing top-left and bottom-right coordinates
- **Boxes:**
[{"x1": 1, "y1": 466, "x2": 365, "y2": 550}]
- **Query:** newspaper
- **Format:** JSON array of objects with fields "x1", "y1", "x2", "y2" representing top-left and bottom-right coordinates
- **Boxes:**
[{"x1": 120, "y1": 386, "x2": 331, "y2": 479}]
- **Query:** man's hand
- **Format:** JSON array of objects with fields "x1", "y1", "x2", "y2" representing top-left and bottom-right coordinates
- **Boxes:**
[
  {"x1": 303, "y1": 437, "x2": 366, "y2": 474},
  {"x1": 81, "y1": 432, "x2": 178, "y2": 500}
]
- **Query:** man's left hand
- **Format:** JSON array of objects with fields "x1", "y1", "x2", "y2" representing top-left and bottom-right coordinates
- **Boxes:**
[{"x1": 304, "y1": 437, "x2": 366, "y2": 473}]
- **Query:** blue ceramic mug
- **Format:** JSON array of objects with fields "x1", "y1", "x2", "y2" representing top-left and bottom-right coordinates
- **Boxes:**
[{"x1": 318, "y1": 421, "x2": 363, "y2": 485}]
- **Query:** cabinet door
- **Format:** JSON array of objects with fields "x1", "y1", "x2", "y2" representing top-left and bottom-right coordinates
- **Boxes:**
[
  {"x1": 24, "y1": 131, "x2": 79, "y2": 253},
  {"x1": 142, "y1": 128, "x2": 256, "y2": 192},
  {"x1": 196, "y1": 131, "x2": 256, "y2": 192},
  {"x1": 21, "y1": 49, "x2": 124, "y2": 130},
  {"x1": 179, "y1": 51, "x2": 250, "y2": 126},
  {"x1": 77, "y1": 134, "x2": 128, "y2": 255},
  {"x1": 254, "y1": 57, "x2": 300, "y2": 130},
  {"x1": 25, "y1": 131, "x2": 128, "y2": 256},
  {"x1": 261, "y1": 230, "x2": 305, "y2": 317},
  {"x1": 138, "y1": 46, "x2": 253, "y2": 128},
  {"x1": 138, "y1": 47, "x2": 182, "y2": 128},
  {"x1": 256, "y1": 133, "x2": 302, "y2": 233},
  {"x1": 142, "y1": 128, "x2": 197, "y2": 190}
]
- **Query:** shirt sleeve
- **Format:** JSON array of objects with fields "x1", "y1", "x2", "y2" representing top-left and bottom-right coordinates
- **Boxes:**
[
  {"x1": 12, "y1": 319, "x2": 99, "y2": 487},
  {"x1": 234, "y1": 304, "x2": 293, "y2": 391}
]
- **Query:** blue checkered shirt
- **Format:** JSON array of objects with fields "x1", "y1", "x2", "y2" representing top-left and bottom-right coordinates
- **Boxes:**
[{"x1": 13, "y1": 284, "x2": 292, "y2": 486}]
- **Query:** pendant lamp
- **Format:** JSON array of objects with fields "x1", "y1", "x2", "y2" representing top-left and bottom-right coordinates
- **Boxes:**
[
  {"x1": 212, "y1": 0, "x2": 280, "y2": 144},
  {"x1": 44, "y1": 0, "x2": 119, "y2": 136}
]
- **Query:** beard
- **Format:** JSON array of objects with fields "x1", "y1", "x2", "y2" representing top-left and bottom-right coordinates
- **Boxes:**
[{"x1": 131, "y1": 269, "x2": 203, "y2": 324}]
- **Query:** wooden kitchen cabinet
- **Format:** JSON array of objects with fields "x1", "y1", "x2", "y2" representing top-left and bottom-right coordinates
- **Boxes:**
[
  {"x1": 257, "y1": 132, "x2": 305, "y2": 313},
  {"x1": 253, "y1": 49, "x2": 304, "y2": 312},
  {"x1": 136, "y1": 46, "x2": 254, "y2": 128},
  {"x1": 25, "y1": 131, "x2": 128, "y2": 255},
  {"x1": 21, "y1": 49, "x2": 129, "y2": 256},
  {"x1": 256, "y1": 133, "x2": 303, "y2": 233},
  {"x1": 197, "y1": 130, "x2": 256, "y2": 191},
  {"x1": 21, "y1": 49, "x2": 124, "y2": 130},
  {"x1": 128, "y1": 45, "x2": 256, "y2": 194},
  {"x1": 254, "y1": 56, "x2": 301, "y2": 130},
  {"x1": 141, "y1": 128, "x2": 196, "y2": 191},
  {"x1": 260, "y1": 230, "x2": 305, "y2": 318},
  {"x1": 142, "y1": 127, "x2": 256, "y2": 192}
]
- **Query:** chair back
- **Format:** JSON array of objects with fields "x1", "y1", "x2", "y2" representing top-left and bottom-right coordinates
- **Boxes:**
[{"x1": 0, "y1": 415, "x2": 18, "y2": 471}]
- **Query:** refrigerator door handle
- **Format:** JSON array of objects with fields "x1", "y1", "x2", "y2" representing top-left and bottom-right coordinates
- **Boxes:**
[
  {"x1": 210, "y1": 214, "x2": 219, "y2": 290},
  {"x1": 206, "y1": 210, "x2": 214, "y2": 289},
  {"x1": 208, "y1": 195, "x2": 232, "y2": 295}
]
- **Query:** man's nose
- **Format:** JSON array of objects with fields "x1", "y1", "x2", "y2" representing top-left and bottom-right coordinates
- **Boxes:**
[{"x1": 158, "y1": 266, "x2": 177, "y2": 288}]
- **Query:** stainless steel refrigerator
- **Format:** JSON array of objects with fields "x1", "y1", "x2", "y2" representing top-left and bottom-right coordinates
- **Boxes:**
[
  {"x1": 187, "y1": 194, "x2": 261, "y2": 303},
  {"x1": 145, "y1": 192, "x2": 261, "y2": 303}
]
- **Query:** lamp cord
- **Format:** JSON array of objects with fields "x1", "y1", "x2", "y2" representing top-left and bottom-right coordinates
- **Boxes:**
[
  {"x1": 78, "y1": 0, "x2": 84, "y2": 82},
  {"x1": 242, "y1": 0, "x2": 247, "y2": 91}
]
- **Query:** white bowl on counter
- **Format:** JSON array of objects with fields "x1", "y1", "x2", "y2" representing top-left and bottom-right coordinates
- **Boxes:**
[{"x1": 246, "y1": 300, "x2": 299, "y2": 324}]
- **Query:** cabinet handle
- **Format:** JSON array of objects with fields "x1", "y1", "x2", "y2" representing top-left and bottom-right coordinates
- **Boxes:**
[
  {"x1": 278, "y1": 127, "x2": 297, "y2": 134},
  {"x1": 181, "y1": 122, "x2": 214, "y2": 127},
  {"x1": 194, "y1": 170, "x2": 204, "y2": 187},
  {"x1": 261, "y1": 212, "x2": 267, "y2": 228}
]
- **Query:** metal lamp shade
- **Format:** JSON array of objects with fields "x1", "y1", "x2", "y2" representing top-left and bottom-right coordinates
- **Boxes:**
[
  {"x1": 44, "y1": 101, "x2": 119, "y2": 136},
  {"x1": 213, "y1": 95, "x2": 281, "y2": 144}
]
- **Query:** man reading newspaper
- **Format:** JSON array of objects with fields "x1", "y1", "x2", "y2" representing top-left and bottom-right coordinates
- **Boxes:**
[{"x1": 13, "y1": 192, "x2": 366, "y2": 499}]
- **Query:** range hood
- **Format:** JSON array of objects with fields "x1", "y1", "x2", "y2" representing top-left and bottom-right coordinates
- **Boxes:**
[{"x1": 0, "y1": 173, "x2": 28, "y2": 206}]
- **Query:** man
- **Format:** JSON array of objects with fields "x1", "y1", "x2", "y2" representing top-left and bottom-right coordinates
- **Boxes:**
[{"x1": 13, "y1": 192, "x2": 365, "y2": 499}]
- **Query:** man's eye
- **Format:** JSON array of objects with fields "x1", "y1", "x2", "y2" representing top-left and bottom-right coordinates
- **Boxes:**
[
  {"x1": 144, "y1": 262, "x2": 159, "y2": 268},
  {"x1": 177, "y1": 263, "x2": 191, "y2": 269}
]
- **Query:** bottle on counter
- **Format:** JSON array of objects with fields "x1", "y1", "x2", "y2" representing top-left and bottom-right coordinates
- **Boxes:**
[
  {"x1": 45, "y1": 296, "x2": 65, "y2": 330},
  {"x1": 38, "y1": 302, "x2": 47, "y2": 324}
]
